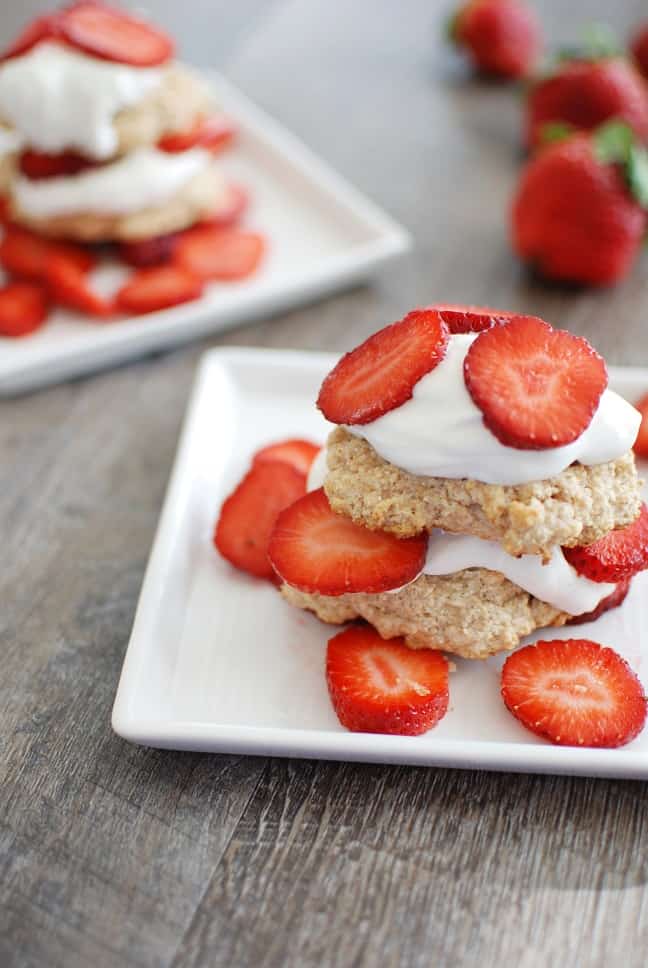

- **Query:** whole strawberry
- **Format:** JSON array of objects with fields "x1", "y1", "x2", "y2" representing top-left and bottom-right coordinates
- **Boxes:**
[
  {"x1": 448, "y1": 0, "x2": 541, "y2": 80},
  {"x1": 526, "y1": 35, "x2": 648, "y2": 149},
  {"x1": 631, "y1": 23, "x2": 648, "y2": 81},
  {"x1": 512, "y1": 122, "x2": 648, "y2": 285}
]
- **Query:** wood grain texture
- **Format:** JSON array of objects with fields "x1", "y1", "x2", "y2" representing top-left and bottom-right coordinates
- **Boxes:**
[{"x1": 2, "y1": 2, "x2": 648, "y2": 967}]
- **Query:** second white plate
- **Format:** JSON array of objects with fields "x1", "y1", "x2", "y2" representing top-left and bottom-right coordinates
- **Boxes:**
[
  {"x1": 112, "y1": 347, "x2": 648, "y2": 779},
  {"x1": 0, "y1": 75, "x2": 410, "y2": 396}
]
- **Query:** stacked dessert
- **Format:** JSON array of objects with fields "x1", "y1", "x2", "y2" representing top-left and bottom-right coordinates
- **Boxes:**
[
  {"x1": 270, "y1": 306, "x2": 648, "y2": 659},
  {"x1": 0, "y1": 1, "x2": 236, "y2": 244},
  {"x1": 0, "y1": 3, "x2": 263, "y2": 334}
]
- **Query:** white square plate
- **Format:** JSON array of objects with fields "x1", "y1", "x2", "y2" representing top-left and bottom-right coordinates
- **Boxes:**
[
  {"x1": 0, "y1": 75, "x2": 409, "y2": 396},
  {"x1": 112, "y1": 348, "x2": 648, "y2": 778}
]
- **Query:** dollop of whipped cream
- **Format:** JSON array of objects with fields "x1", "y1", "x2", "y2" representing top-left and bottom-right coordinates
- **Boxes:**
[
  {"x1": 14, "y1": 147, "x2": 215, "y2": 217},
  {"x1": 0, "y1": 42, "x2": 163, "y2": 160},
  {"x1": 306, "y1": 448, "x2": 615, "y2": 615},
  {"x1": 346, "y1": 333, "x2": 641, "y2": 486}
]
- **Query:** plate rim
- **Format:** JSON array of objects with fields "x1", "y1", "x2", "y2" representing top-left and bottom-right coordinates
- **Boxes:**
[{"x1": 112, "y1": 347, "x2": 648, "y2": 779}]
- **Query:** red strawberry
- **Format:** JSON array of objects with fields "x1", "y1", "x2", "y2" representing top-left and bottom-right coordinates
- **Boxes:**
[
  {"x1": 59, "y1": 0, "x2": 174, "y2": 67},
  {"x1": 326, "y1": 626, "x2": 449, "y2": 736},
  {"x1": 0, "y1": 282, "x2": 49, "y2": 337},
  {"x1": 567, "y1": 579, "x2": 632, "y2": 626},
  {"x1": 0, "y1": 226, "x2": 95, "y2": 280},
  {"x1": 501, "y1": 638, "x2": 646, "y2": 747},
  {"x1": 631, "y1": 24, "x2": 648, "y2": 81},
  {"x1": 116, "y1": 265, "x2": 203, "y2": 314},
  {"x1": 449, "y1": 0, "x2": 541, "y2": 80},
  {"x1": 317, "y1": 309, "x2": 449, "y2": 426},
  {"x1": 268, "y1": 487, "x2": 427, "y2": 595},
  {"x1": 117, "y1": 233, "x2": 180, "y2": 268},
  {"x1": 201, "y1": 185, "x2": 249, "y2": 229},
  {"x1": 253, "y1": 439, "x2": 321, "y2": 476},
  {"x1": 511, "y1": 128, "x2": 648, "y2": 285},
  {"x1": 46, "y1": 253, "x2": 114, "y2": 317},
  {"x1": 0, "y1": 14, "x2": 62, "y2": 61},
  {"x1": 562, "y1": 504, "x2": 648, "y2": 583},
  {"x1": 214, "y1": 461, "x2": 306, "y2": 580},
  {"x1": 464, "y1": 315, "x2": 607, "y2": 449},
  {"x1": 174, "y1": 227, "x2": 265, "y2": 281},
  {"x1": 526, "y1": 58, "x2": 648, "y2": 150},
  {"x1": 158, "y1": 115, "x2": 236, "y2": 154},
  {"x1": 19, "y1": 150, "x2": 97, "y2": 181},
  {"x1": 432, "y1": 303, "x2": 517, "y2": 334},
  {"x1": 633, "y1": 392, "x2": 648, "y2": 458}
]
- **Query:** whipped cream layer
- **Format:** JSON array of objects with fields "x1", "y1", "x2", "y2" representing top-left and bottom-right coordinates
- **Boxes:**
[
  {"x1": 0, "y1": 43, "x2": 163, "y2": 160},
  {"x1": 306, "y1": 448, "x2": 615, "y2": 615},
  {"x1": 14, "y1": 147, "x2": 214, "y2": 217},
  {"x1": 347, "y1": 333, "x2": 641, "y2": 486},
  {"x1": 417, "y1": 530, "x2": 614, "y2": 615}
]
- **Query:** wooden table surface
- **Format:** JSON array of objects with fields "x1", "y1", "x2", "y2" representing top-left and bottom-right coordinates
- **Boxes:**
[{"x1": 3, "y1": 2, "x2": 648, "y2": 966}]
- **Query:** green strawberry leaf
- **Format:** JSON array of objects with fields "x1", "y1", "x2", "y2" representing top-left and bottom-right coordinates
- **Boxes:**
[
  {"x1": 627, "y1": 144, "x2": 648, "y2": 208},
  {"x1": 593, "y1": 120, "x2": 634, "y2": 165},
  {"x1": 558, "y1": 22, "x2": 622, "y2": 63},
  {"x1": 538, "y1": 121, "x2": 575, "y2": 145}
]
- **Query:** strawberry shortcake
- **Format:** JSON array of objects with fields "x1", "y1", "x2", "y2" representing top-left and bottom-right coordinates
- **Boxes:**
[
  {"x1": 0, "y1": 2, "x2": 237, "y2": 242},
  {"x1": 268, "y1": 307, "x2": 648, "y2": 659}
]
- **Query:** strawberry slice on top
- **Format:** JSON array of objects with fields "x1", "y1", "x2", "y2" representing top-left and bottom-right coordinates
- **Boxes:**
[
  {"x1": 268, "y1": 488, "x2": 427, "y2": 596},
  {"x1": 563, "y1": 503, "x2": 648, "y2": 583},
  {"x1": 317, "y1": 309, "x2": 449, "y2": 426},
  {"x1": 464, "y1": 315, "x2": 608, "y2": 449},
  {"x1": 501, "y1": 638, "x2": 646, "y2": 748},
  {"x1": 0, "y1": 14, "x2": 62, "y2": 61},
  {"x1": 432, "y1": 303, "x2": 517, "y2": 334},
  {"x1": 59, "y1": 1, "x2": 174, "y2": 67},
  {"x1": 326, "y1": 626, "x2": 449, "y2": 736}
]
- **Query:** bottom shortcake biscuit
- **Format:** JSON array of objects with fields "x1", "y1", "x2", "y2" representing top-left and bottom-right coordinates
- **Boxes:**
[{"x1": 281, "y1": 568, "x2": 569, "y2": 660}]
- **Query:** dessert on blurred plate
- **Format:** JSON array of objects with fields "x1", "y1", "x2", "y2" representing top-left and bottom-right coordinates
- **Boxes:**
[{"x1": 0, "y1": 2, "x2": 265, "y2": 336}]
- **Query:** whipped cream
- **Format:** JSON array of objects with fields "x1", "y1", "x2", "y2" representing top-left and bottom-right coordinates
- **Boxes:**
[
  {"x1": 13, "y1": 147, "x2": 213, "y2": 217},
  {"x1": 306, "y1": 447, "x2": 615, "y2": 615},
  {"x1": 417, "y1": 530, "x2": 614, "y2": 615},
  {"x1": 347, "y1": 333, "x2": 641, "y2": 486},
  {"x1": 0, "y1": 43, "x2": 163, "y2": 160}
]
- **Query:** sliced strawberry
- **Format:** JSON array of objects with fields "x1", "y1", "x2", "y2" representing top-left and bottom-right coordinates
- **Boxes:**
[
  {"x1": 117, "y1": 233, "x2": 180, "y2": 268},
  {"x1": 464, "y1": 315, "x2": 607, "y2": 449},
  {"x1": 633, "y1": 392, "x2": 648, "y2": 459},
  {"x1": 59, "y1": 1, "x2": 174, "y2": 67},
  {"x1": 563, "y1": 504, "x2": 648, "y2": 583},
  {"x1": 19, "y1": 150, "x2": 97, "y2": 181},
  {"x1": 0, "y1": 281, "x2": 49, "y2": 338},
  {"x1": 200, "y1": 185, "x2": 249, "y2": 229},
  {"x1": 433, "y1": 303, "x2": 518, "y2": 334},
  {"x1": 501, "y1": 638, "x2": 646, "y2": 747},
  {"x1": 268, "y1": 487, "x2": 427, "y2": 595},
  {"x1": 0, "y1": 226, "x2": 95, "y2": 280},
  {"x1": 253, "y1": 439, "x2": 321, "y2": 476},
  {"x1": 214, "y1": 461, "x2": 307, "y2": 580},
  {"x1": 158, "y1": 115, "x2": 236, "y2": 154},
  {"x1": 567, "y1": 579, "x2": 632, "y2": 626},
  {"x1": 174, "y1": 227, "x2": 265, "y2": 281},
  {"x1": 46, "y1": 253, "x2": 113, "y2": 317},
  {"x1": 317, "y1": 309, "x2": 450, "y2": 426},
  {"x1": 116, "y1": 265, "x2": 202, "y2": 314},
  {"x1": 0, "y1": 14, "x2": 62, "y2": 61},
  {"x1": 0, "y1": 196, "x2": 11, "y2": 225},
  {"x1": 326, "y1": 626, "x2": 449, "y2": 735}
]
